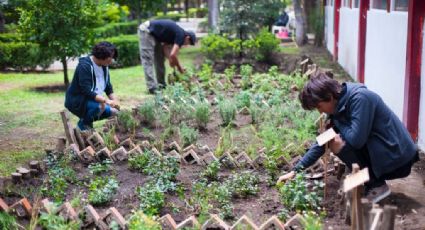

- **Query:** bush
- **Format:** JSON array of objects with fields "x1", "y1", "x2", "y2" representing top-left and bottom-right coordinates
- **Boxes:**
[
  {"x1": 0, "y1": 41, "x2": 54, "y2": 70},
  {"x1": 94, "y1": 21, "x2": 138, "y2": 38},
  {"x1": 138, "y1": 99, "x2": 156, "y2": 125},
  {"x1": 150, "y1": 13, "x2": 185, "y2": 21},
  {"x1": 101, "y1": 34, "x2": 139, "y2": 68},
  {"x1": 200, "y1": 34, "x2": 234, "y2": 60},
  {"x1": 218, "y1": 99, "x2": 237, "y2": 126},
  {"x1": 188, "y1": 8, "x2": 208, "y2": 18},
  {"x1": 0, "y1": 33, "x2": 22, "y2": 42},
  {"x1": 254, "y1": 28, "x2": 281, "y2": 62},
  {"x1": 179, "y1": 123, "x2": 199, "y2": 147},
  {"x1": 194, "y1": 102, "x2": 211, "y2": 129}
]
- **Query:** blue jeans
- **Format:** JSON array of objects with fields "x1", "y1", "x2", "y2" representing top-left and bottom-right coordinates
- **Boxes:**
[{"x1": 78, "y1": 100, "x2": 112, "y2": 130}]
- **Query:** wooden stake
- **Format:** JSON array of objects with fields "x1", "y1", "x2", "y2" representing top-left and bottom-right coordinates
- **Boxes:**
[{"x1": 60, "y1": 110, "x2": 77, "y2": 147}]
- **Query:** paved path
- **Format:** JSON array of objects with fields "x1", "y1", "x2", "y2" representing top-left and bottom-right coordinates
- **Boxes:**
[{"x1": 47, "y1": 18, "x2": 206, "y2": 71}]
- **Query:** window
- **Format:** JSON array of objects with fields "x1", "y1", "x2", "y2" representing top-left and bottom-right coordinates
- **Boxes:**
[
  {"x1": 353, "y1": 0, "x2": 360, "y2": 8},
  {"x1": 372, "y1": 0, "x2": 387, "y2": 10},
  {"x1": 342, "y1": 0, "x2": 351, "y2": 7},
  {"x1": 394, "y1": 0, "x2": 408, "y2": 11}
]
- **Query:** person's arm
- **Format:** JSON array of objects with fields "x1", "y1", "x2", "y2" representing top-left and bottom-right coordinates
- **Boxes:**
[
  {"x1": 168, "y1": 44, "x2": 184, "y2": 73},
  {"x1": 337, "y1": 91, "x2": 375, "y2": 149},
  {"x1": 277, "y1": 143, "x2": 325, "y2": 184}
]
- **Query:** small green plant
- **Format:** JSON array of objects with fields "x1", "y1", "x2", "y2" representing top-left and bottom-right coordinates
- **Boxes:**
[
  {"x1": 279, "y1": 172, "x2": 324, "y2": 214},
  {"x1": 218, "y1": 99, "x2": 237, "y2": 126},
  {"x1": 211, "y1": 183, "x2": 234, "y2": 219},
  {"x1": 101, "y1": 128, "x2": 117, "y2": 150},
  {"x1": 127, "y1": 211, "x2": 162, "y2": 230},
  {"x1": 224, "y1": 65, "x2": 236, "y2": 82},
  {"x1": 301, "y1": 211, "x2": 324, "y2": 230},
  {"x1": 138, "y1": 99, "x2": 156, "y2": 125},
  {"x1": 198, "y1": 63, "x2": 213, "y2": 82},
  {"x1": 227, "y1": 171, "x2": 260, "y2": 198},
  {"x1": 235, "y1": 90, "x2": 252, "y2": 109},
  {"x1": 137, "y1": 182, "x2": 165, "y2": 216},
  {"x1": 117, "y1": 110, "x2": 138, "y2": 132},
  {"x1": 240, "y1": 64, "x2": 253, "y2": 90},
  {"x1": 88, "y1": 159, "x2": 113, "y2": 175},
  {"x1": 88, "y1": 177, "x2": 119, "y2": 205},
  {"x1": 38, "y1": 211, "x2": 81, "y2": 230},
  {"x1": 179, "y1": 123, "x2": 199, "y2": 147},
  {"x1": 194, "y1": 101, "x2": 211, "y2": 129},
  {"x1": 0, "y1": 212, "x2": 18, "y2": 230},
  {"x1": 264, "y1": 157, "x2": 279, "y2": 186},
  {"x1": 200, "y1": 160, "x2": 221, "y2": 181}
]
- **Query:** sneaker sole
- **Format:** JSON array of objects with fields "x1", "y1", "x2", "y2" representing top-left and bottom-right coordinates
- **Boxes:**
[{"x1": 371, "y1": 188, "x2": 391, "y2": 203}]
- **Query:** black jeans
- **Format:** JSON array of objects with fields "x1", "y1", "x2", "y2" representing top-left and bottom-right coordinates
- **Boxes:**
[{"x1": 337, "y1": 145, "x2": 419, "y2": 189}]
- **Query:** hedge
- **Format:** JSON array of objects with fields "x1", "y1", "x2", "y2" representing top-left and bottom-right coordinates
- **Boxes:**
[
  {"x1": 100, "y1": 34, "x2": 139, "y2": 68},
  {"x1": 150, "y1": 13, "x2": 185, "y2": 22},
  {"x1": 0, "y1": 41, "x2": 53, "y2": 71},
  {"x1": 0, "y1": 33, "x2": 22, "y2": 43},
  {"x1": 94, "y1": 21, "x2": 139, "y2": 38}
]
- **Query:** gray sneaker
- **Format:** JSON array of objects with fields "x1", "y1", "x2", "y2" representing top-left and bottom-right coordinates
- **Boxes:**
[{"x1": 365, "y1": 183, "x2": 391, "y2": 203}]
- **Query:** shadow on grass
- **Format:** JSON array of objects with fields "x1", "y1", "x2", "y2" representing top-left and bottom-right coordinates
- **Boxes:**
[{"x1": 30, "y1": 83, "x2": 67, "y2": 93}]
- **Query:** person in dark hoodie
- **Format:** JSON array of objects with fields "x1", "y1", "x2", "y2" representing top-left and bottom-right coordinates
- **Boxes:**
[
  {"x1": 277, "y1": 71, "x2": 419, "y2": 203},
  {"x1": 65, "y1": 41, "x2": 120, "y2": 130},
  {"x1": 138, "y1": 19, "x2": 196, "y2": 94}
]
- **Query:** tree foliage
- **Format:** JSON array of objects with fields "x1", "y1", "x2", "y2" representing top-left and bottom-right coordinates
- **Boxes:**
[
  {"x1": 219, "y1": 0, "x2": 282, "y2": 40},
  {"x1": 18, "y1": 0, "x2": 100, "y2": 85}
]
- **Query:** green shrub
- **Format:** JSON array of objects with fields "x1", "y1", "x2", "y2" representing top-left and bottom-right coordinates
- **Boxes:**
[
  {"x1": 101, "y1": 34, "x2": 139, "y2": 67},
  {"x1": 200, "y1": 160, "x2": 221, "y2": 181},
  {"x1": 94, "y1": 21, "x2": 138, "y2": 38},
  {"x1": 138, "y1": 99, "x2": 156, "y2": 125},
  {"x1": 117, "y1": 109, "x2": 138, "y2": 132},
  {"x1": 227, "y1": 171, "x2": 260, "y2": 198},
  {"x1": 179, "y1": 123, "x2": 199, "y2": 147},
  {"x1": 38, "y1": 211, "x2": 81, "y2": 230},
  {"x1": 194, "y1": 102, "x2": 211, "y2": 129},
  {"x1": 0, "y1": 41, "x2": 54, "y2": 70},
  {"x1": 200, "y1": 34, "x2": 233, "y2": 60},
  {"x1": 188, "y1": 8, "x2": 208, "y2": 18},
  {"x1": 150, "y1": 13, "x2": 185, "y2": 21},
  {"x1": 254, "y1": 28, "x2": 281, "y2": 62},
  {"x1": 235, "y1": 90, "x2": 252, "y2": 109},
  {"x1": 0, "y1": 33, "x2": 22, "y2": 42},
  {"x1": 218, "y1": 99, "x2": 237, "y2": 126}
]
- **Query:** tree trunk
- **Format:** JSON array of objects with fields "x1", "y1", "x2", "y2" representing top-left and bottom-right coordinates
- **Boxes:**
[
  {"x1": 62, "y1": 57, "x2": 69, "y2": 86},
  {"x1": 0, "y1": 11, "x2": 5, "y2": 33},
  {"x1": 185, "y1": 0, "x2": 189, "y2": 21},
  {"x1": 293, "y1": 0, "x2": 307, "y2": 46},
  {"x1": 208, "y1": 0, "x2": 219, "y2": 31},
  {"x1": 314, "y1": 0, "x2": 325, "y2": 46}
]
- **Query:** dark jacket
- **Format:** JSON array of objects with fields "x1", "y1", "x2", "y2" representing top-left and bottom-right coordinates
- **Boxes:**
[
  {"x1": 148, "y1": 19, "x2": 186, "y2": 47},
  {"x1": 295, "y1": 83, "x2": 417, "y2": 177},
  {"x1": 64, "y1": 56, "x2": 113, "y2": 118}
]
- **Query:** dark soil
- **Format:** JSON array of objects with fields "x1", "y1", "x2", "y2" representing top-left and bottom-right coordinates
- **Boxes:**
[{"x1": 31, "y1": 83, "x2": 67, "y2": 93}]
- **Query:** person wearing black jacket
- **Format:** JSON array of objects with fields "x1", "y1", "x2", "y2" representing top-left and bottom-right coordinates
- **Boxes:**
[
  {"x1": 277, "y1": 71, "x2": 419, "y2": 203},
  {"x1": 65, "y1": 41, "x2": 120, "y2": 130}
]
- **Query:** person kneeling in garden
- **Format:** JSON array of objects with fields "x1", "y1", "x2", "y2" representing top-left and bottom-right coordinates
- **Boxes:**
[
  {"x1": 65, "y1": 41, "x2": 120, "y2": 131},
  {"x1": 277, "y1": 71, "x2": 419, "y2": 203}
]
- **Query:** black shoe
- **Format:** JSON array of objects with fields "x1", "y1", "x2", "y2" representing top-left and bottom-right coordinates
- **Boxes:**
[{"x1": 148, "y1": 88, "x2": 157, "y2": 94}]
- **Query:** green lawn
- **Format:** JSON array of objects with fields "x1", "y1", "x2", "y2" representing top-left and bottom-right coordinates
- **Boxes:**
[{"x1": 0, "y1": 47, "x2": 200, "y2": 176}]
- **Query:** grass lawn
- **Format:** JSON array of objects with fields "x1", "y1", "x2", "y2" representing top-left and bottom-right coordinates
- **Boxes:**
[{"x1": 0, "y1": 47, "x2": 200, "y2": 176}]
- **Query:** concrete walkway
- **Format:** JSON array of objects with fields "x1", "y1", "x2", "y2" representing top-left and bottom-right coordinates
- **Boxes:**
[{"x1": 47, "y1": 18, "x2": 206, "y2": 71}]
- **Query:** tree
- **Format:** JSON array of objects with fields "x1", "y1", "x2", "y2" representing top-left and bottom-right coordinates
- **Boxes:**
[
  {"x1": 293, "y1": 0, "x2": 307, "y2": 46},
  {"x1": 19, "y1": 0, "x2": 100, "y2": 85},
  {"x1": 220, "y1": 0, "x2": 282, "y2": 40}
]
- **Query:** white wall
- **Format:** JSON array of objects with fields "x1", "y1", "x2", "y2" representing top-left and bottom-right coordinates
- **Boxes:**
[
  {"x1": 364, "y1": 10, "x2": 408, "y2": 119},
  {"x1": 325, "y1": 5, "x2": 334, "y2": 54},
  {"x1": 338, "y1": 7, "x2": 359, "y2": 81},
  {"x1": 418, "y1": 19, "x2": 425, "y2": 150}
]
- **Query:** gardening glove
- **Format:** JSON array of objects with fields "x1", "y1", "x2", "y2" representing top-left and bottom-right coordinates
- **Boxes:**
[{"x1": 277, "y1": 170, "x2": 296, "y2": 184}]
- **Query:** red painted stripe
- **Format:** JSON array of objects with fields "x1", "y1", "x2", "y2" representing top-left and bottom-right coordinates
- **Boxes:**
[
  {"x1": 333, "y1": 0, "x2": 341, "y2": 61},
  {"x1": 357, "y1": 0, "x2": 369, "y2": 83},
  {"x1": 403, "y1": 0, "x2": 425, "y2": 140}
]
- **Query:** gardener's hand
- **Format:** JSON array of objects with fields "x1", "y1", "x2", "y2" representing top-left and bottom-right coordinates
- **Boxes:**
[
  {"x1": 277, "y1": 171, "x2": 296, "y2": 184},
  {"x1": 329, "y1": 134, "x2": 345, "y2": 154},
  {"x1": 106, "y1": 99, "x2": 120, "y2": 109}
]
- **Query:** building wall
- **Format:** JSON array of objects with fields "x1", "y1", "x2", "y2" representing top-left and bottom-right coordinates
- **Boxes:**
[
  {"x1": 338, "y1": 7, "x2": 360, "y2": 80},
  {"x1": 364, "y1": 10, "x2": 408, "y2": 119},
  {"x1": 325, "y1": 5, "x2": 334, "y2": 54},
  {"x1": 418, "y1": 19, "x2": 425, "y2": 150}
]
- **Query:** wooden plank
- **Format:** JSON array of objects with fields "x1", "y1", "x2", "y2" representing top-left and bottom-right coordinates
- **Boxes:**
[
  {"x1": 60, "y1": 110, "x2": 77, "y2": 147},
  {"x1": 381, "y1": 205, "x2": 397, "y2": 230},
  {"x1": 343, "y1": 167, "x2": 370, "y2": 193},
  {"x1": 316, "y1": 128, "x2": 337, "y2": 146}
]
